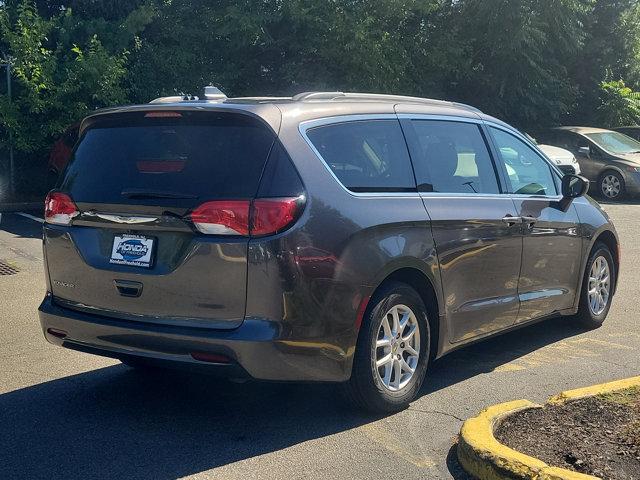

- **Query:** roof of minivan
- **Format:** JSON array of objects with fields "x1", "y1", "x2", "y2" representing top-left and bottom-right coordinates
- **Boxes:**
[{"x1": 79, "y1": 91, "x2": 508, "y2": 135}]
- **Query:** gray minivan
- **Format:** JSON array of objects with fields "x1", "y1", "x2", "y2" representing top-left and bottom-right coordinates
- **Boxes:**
[{"x1": 39, "y1": 91, "x2": 619, "y2": 412}]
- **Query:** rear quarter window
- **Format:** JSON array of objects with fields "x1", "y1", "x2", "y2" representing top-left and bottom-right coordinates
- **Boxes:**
[
  {"x1": 305, "y1": 119, "x2": 416, "y2": 192},
  {"x1": 61, "y1": 112, "x2": 275, "y2": 208}
]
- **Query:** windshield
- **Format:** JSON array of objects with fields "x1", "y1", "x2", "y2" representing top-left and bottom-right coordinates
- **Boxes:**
[{"x1": 585, "y1": 131, "x2": 640, "y2": 154}]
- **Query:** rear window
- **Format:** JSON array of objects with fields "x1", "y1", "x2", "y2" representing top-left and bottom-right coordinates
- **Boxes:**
[
  {"x1": 305, "y1": 120, "x2": 416, "y2": 192},
  {"x1": 61, "y1": 112, "x2": 275, "y2": 207}
]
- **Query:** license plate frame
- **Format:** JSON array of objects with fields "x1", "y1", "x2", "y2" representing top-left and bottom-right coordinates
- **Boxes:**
[{"x1": 109, "y1": 234, "x2": 155, "y2": 268}]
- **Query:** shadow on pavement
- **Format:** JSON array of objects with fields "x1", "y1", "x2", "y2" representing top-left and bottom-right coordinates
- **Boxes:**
[
  {"x1": 594, "y1": 196, "x2": 640, "y2": 206},
  {"x1": 0, "y1": 366, "x2": 379, "y2": 479},
  {"x1": 0, "y1": 212, "x2": 43, "y2": 239},
  {"x1": 423, "y1": 316, "x2": 586, "y2": 396},
  {"x1": 0, "y1": 317, "x2": 584, "y2": 479},
  {"x1": 446, "y1": 444, "x2": 476, "y2": 480}
]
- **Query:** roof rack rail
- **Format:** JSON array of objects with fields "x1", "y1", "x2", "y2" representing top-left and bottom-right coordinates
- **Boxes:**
[
  {"x1": 292, "y1": 91, "x2": 481, "y2": 113},
  {"x1": 149, "y1": 94, "x2": 199, "y2": 104},
  {"x1": 292, "y1": 91, "x2": 346, "y2": 101}
]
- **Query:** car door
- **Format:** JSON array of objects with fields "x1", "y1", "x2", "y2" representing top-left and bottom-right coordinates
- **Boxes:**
[
  {"x1": 400, "y1": 116, "x2": 523, "y2": 343},
  {"x1": 559, "y1": 131, "x2": 605, "y2": 182},
  {"x1": 488, "y1": 126, "x2": 583, "y2": 324}
]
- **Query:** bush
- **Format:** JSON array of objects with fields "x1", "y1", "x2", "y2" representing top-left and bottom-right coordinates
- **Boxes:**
[{"x1": 597, "y1": 80, "x2": 640, "y2": 128}]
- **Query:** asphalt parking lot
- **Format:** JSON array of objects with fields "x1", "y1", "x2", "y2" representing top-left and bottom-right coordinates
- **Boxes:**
[{"x1": 0, "y1": 202, "x2": 638, "y2": 480}]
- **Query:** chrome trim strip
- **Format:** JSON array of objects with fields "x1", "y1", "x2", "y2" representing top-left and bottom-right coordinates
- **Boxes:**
[
  {"x1": 419, "y1": 193, "x2": 513, "y2": 199},
  {"x1": 299, "y1": 114, "x2": 399, "y2": 130},
  {"x1": 396, "y1": 113, "x2": 482, "y2": 124},
  {"x1": 92, "y1": 213, "x2": 158, "y2": 224},
  {"x1": 519, "y1": 288, "x2": 566, "y2": 302},
  {"x1": 298, "y1": 113, "x2": 565, "y2": 200},
  {"x1": 509, "y1": 194, "x2": 564, "y2": 201}
]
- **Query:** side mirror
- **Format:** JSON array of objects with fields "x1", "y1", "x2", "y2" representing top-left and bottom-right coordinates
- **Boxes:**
[
  {"x1": 562, "y1": 174, "x2": 589, "y2": 198},
  {"x1": 578, "y1": 146, "x2": 591, "y2": 157}
]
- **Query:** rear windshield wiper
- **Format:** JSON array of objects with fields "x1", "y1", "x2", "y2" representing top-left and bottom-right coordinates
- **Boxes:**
[{"x1": 121, "y1": 189, "x2": 198, "y2": 200}]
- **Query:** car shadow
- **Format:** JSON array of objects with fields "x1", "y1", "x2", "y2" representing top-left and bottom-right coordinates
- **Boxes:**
[
  {"x1": 0, "y1": 212, "x2": 43, "y2": 239},
  {"x1": 0, "y1": 317, "x2": 583, "y2": 479},
  {"x1": 593, "y1": 196, "x2": 640, "y2": 206},
  {"x1": 422, "y1": 316, "x2": 586, "y2": 396}
]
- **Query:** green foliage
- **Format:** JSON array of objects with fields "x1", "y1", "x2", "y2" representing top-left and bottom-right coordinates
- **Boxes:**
[
  {"x1": 597, "y1": 79, "x2": 640, "y2": 127},
  {"x1": 1, "y1": 0, "x2": 640, "y2": 163},
  {"x1": 444, "y1": 0, "x2": 591, "y2": 128},
  {"x1": 0, "y1": 0, "x2": 150, "y2": 154}
]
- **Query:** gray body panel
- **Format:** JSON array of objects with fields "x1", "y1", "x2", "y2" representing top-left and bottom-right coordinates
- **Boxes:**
[{"x1": 39, "y1": 95, "x2": 619, "y2": 382}]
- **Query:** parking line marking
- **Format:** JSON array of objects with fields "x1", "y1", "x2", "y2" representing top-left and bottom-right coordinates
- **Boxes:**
[
  {"x1": 16, "y1": 212, "x2": 44, "y2": 223},
  {"x1": 492, "y1": 335, "x2": 635, "y2": 373},
  {"x1": 360, "y1": 422, "x2": 437, "y2": 468}
]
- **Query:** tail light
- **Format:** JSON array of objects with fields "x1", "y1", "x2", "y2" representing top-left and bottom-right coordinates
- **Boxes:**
[
  {"x1": 190, "y1": 200, "x2": 251, "y2": 235},
  {"x1": 189, "y1": 196, "x2": 304, "y2": 237},
  {"x1": 251, "y1": 198, "x2": 301, "y2": 236},
  {"x1": 44, "y1": 191, "x2": 79, "y2": 225}
]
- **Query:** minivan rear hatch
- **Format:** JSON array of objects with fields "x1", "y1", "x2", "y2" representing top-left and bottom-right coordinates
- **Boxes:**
[{"x1": 45, "y1": 109, "x2": 278, "y2": 328}]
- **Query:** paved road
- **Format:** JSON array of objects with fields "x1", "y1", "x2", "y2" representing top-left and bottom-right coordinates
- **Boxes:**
[{"x1": 0, "y1": 203, "x2": 638, "y2": 480}]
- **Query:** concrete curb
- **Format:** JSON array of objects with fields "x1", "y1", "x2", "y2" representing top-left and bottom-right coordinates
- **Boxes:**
[
  {"x1": 457, "y1": 376, "x2": 640, "y2": 480},
  {"x1": 548, "y1": 375, "x2": 640, "y2": 405}
]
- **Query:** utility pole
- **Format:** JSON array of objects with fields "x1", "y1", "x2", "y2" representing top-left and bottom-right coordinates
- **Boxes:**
[{"x1": 1, "y1": 59, "x2": 14, "y2": 197}]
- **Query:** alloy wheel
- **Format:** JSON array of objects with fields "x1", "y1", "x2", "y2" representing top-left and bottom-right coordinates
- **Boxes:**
[
  {"x1": 588, "y1": 256, "x2": 610, "y2": 316},
  {"x1": 373, "y1": 304, "x2": 420, "y2": 392},
  {"x1": 601, "y1": 174, "x2": 621, "y2": 199}
]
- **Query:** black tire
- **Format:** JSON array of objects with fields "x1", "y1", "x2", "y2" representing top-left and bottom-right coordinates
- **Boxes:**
[
  {"x1": 344, "y1": 282, "x2": 431, "y2": 413},
  {"x1": 599, "y1": 170, "x2": 625, "y2": 201},
  {"x1": 573, "y1": 242, "x2": 616, "y2": 329}
]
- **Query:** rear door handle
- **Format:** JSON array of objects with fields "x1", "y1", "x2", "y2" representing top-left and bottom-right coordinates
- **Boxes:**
[
  {"x1": 501, "y1": 215, "x2": 522, "y2": 226},
  {"x1": 521, "y1": 216, "x2": 538, "y2": 228}
]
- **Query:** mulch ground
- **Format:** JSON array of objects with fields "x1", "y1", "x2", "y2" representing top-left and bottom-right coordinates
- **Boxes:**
[{"x1": 495, "y1": 387, "x2": 640, "y2": 480}]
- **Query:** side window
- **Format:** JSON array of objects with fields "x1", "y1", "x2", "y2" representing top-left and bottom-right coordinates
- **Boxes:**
[
  {"x1": 490, "y1": 127, "x2": 558, "y2": 196},
  {"x1": 306, "y1": 120, "x2": 415, "y2": 192},
  {"x1": 409, "y1": 120, "x2": 500, "y2": 194}
]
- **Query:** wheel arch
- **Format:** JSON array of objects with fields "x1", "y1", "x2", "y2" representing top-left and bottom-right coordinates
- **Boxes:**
[
  {"x1": 593, "y1": 229, "x2": 619, "y2": 294},
  {"x1": 599, "y1": 165, "x2": 625, "y2": 178},
  {"x1": 573, "y1": 227, "x2": 620, "y2": 313},
  {"x1": 364, "y1": 267, "x2": 442, "y2": 360}
]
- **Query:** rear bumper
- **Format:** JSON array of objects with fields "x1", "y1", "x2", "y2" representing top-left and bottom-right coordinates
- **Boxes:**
[{"x1": 38, "y1": 295, "x2": 350, "y2": 382}]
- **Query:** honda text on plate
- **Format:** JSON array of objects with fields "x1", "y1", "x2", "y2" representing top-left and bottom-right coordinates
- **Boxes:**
[{"x1": 39, "y1": 89, "x2": 619, "y2": 412}]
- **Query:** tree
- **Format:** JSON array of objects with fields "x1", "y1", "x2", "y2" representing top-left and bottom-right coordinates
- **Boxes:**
[
  {"x1": 0, "y1": 0, "x2": 151, "y2": 156},
  {"x1": 568, "y1": 0, "x2": 640, "y2": 123},
  {"x1": 596, "y1": 79, "x2": 640, "y2": 127},
  {"x1": 444, "y1": 0, "x2": 590, "y2": 129}
]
